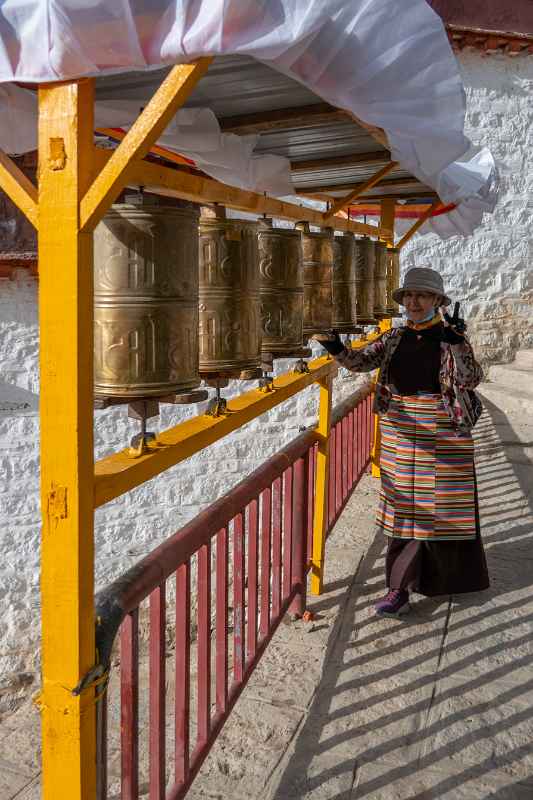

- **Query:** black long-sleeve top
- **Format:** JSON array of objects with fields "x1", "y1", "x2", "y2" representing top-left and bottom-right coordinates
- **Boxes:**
[{"x1": 387, "y1": 322, "x2": 443, "y2": 395}]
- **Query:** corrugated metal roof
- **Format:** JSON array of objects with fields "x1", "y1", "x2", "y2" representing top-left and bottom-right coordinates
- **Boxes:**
[{"x1": 95, "y1": 54, "x2": 433, "y2": 204}]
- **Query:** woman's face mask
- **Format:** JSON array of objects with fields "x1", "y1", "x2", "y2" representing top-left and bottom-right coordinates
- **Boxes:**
[{"x1": 403, "y1": 291, "x2": 439, "y2": 323}]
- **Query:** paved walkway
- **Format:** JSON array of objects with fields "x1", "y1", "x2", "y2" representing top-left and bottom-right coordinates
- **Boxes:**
[{"x1": 1, "y1": 391, "x2": 533, "y2": 799}]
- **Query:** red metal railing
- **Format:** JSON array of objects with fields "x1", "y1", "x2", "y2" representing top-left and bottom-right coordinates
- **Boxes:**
[{"x1": 94, "y1": 385, "x2": 373, "y2": 799}]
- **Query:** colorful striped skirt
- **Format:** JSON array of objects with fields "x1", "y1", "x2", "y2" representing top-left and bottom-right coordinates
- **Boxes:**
[{"x1": 376, "y1": 393, "x2": 476, "y2": 541}]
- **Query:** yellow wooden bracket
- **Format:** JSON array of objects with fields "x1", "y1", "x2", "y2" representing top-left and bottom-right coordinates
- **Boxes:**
[
  {"x1": 380, "y1": 198, "x2": 396, "y2": 245},
  {"x1": 397, "y1": 200, "x2": 441, "y2": 250},
  {"x1": 81, "y1": 58, "x2": 212, "y2": 231},
  {"x1": 95, "y1": 353, "x2": 335, "y2": 507},
  {"x1": 0, "y1": 148, "x2": 39, "y2": 229},
  {"x1": 91, "y1": 146, "x2": 380, "y2": 238},
  {"x1": 322, "y1": 161, "x2": 397, "y2": 223},
  {"x1": 370, "y1": 319, "x2": 392, "y2": 478},
  {"x1": 310, "y1": 375, "x2": 333, "y2": 596}
]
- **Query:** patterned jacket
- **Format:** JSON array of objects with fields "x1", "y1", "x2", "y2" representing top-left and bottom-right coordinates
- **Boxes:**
[{"x1": 335, "y1": 328, "x2": 484, "y2": 433}]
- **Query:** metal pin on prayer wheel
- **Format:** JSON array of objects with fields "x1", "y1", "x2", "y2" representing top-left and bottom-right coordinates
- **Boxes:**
[
  {"x1": 93, "y1": 194, "x2": 207, "y2": 410},
  {"x1": 296, "y1": 221, "x2": 334, "y2": 339},
  {"x1": 128, "y1": 399, "x2": 158, "y2": 454},
  {"x1": 206, "y1": 378, "x2": 228, "y2": 417},
  {"x1": 198, "y1": 208, "x2": 263, "y2": 381}
]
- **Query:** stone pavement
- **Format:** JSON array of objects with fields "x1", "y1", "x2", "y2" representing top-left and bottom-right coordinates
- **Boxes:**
[{"x1": 1, "y1": 378, "x2": 533, "y2": 799}]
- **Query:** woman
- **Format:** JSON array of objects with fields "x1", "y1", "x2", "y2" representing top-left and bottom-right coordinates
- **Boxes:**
[{"x1": 317, "y1": 267, "x2": 489, "y2": 618}]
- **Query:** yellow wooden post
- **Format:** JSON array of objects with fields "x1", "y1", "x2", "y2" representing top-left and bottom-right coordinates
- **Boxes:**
[
  {"x1": 310, "y1": 375, "x2": 333, "y2": 595},
  {"x1": 38, "y1": 79, "x2": 97, "y2": 800}
]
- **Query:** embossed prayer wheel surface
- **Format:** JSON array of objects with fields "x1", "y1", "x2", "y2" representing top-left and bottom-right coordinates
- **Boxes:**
[
  {"x1": 355, "y1": 237, "x2": 376, "y2": 325},
  {"x1": 198, "y1": 217, "x2": 261, "y2": 376},
  {"x1": 94, "y1": 200, "x2": 201, "y2": 399},
  {"x1": 386, "y1": 247, "x2": 400, "y2": 316},
  {"x1": 296, "y1": 222, "x2": 333, "y2": 336},
  {"x1": 257, "y1": 219, "x2": 305, "y2": 356},
  {"x1": 332, "y1": 232, "x2": 358, "y2": 332},
  {"x1": 373, "y1": 240, "x2": 388, "y2": 319}
]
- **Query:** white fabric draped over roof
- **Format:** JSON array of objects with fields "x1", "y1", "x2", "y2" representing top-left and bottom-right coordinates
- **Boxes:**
[{"x1": 0, "y1": 0, "x2": 498, "y2": 238}]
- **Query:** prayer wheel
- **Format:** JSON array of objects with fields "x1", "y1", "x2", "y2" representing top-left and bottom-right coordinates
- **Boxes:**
[
  {"x1": 373, "y1": 240, "x2": 388, "y2": 319},
  {"x1": 386, "y1": 246, "x2": 401, "y2": 316},
  {"x1": 198, "y1": 214, "x2": 262, "y2": 378},
  {"x1": 332, "y1": 232, "x2": 358, "y2": 332},
  {"x1": 355, "y1": 237, "x2": 376, "y2": 325},
  {"x1": 257, "y1": 218, "x2": 307, "y2": 357},
  {"x1": 93, "y1": 198, "x2": 201, "y2": 400},
  {"x1": 296, "y1": 221, "x2": 334, "y2": 336}
]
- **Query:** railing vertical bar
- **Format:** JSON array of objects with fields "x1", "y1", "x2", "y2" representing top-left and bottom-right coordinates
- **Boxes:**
[
  {"x1": 260, "y1": 487, "x2": 272, "y2": 638},
  {"x1": 271, "y1": 478, "x2": 282, "y2": 619},
  {"x1": 328, "y1": 425, "x2": 335, "y2": 527},
  {"x1": 342, "y1": 414, "x2": 349, "y2": 500},
  {"x1": 247, "y1": 500, "x2": 259, "y2": 662},
  {"x1": 149, "y1": 584, "x2": 166, "y2": 800},
  {"x1": 335, "y1": 420, "x2": 342, "y2": 515},
  {"x1": 216, "y1": 526, "x2": 229, "y2": 714},
  {"x1": 347, "y1": 409, "x2": 354, "y2": 492},
  {"x1": 197, "y1": 543, "x2": 211, "y2": 745},
  {"x1": 369, "y1": 394, "x2": 374, "y2": 463},
  {"x1": 354, "y1": 404, "x2": 360, "y2": 480},
  {"x1": 289, "y1": 452, "x2": 309, "y2": 617},
  {"x1": 282, "y1": 467, "x2": 293, "y2": 601},
  {"x1": 359, "y1": 400, "x2": 365, "y2": 477},
  {"x1": 233, "y1": 513, "x2": 245, "y2": 682},
  {"x1": 175, "y1": 561, "x2": 190, "y2": 785},
  {"x1": 121, "y1": 609, "x2": 139, "y2": 800}
]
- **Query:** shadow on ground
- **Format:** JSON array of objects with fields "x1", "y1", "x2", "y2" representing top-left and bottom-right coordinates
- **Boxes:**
[{"x1": 268, "y1": 404, "x2": 533, "y2": 799}]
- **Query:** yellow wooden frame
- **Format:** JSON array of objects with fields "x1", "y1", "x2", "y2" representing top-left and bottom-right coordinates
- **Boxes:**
[{"x1": 0, "y1": 58, "x2": 408, "y2": 799}]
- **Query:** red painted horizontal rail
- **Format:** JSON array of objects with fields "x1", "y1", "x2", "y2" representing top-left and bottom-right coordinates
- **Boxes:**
[{"x1": 95, "y1": 383, "x2": 373, "y2": 799}]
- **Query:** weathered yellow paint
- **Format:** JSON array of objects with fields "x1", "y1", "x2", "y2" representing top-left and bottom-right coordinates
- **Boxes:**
[
  {"x1": 310, "y1": 376, "x2": 333, "y2": 596},
  {"x1": 371, "y1": 319, "x2": 393, "y2": 478},
  {"x1": 379, "y1": 198, "x2": 396, "y2": 245},
  {"x1": 0, "y1": 147, "x2": 39, "y2": 228},
  {"x1": 322, "y1": 161, "x2": 398, "y2": 222},
  {"x1": 90, "y1": 146, "x2": 380, "y2": 238},
  {"x1": 95, "y1": 336, "x2": 380, "y2": 508},
  {"x1": 38, "y1": 79, "x2": 96, "y2": 800},
  {"x1": 81, "y1": 59, "x2": 212, "y2": 231},
  {"x1": 397, "y1": 200, "x2": 441, "y2": 250}
]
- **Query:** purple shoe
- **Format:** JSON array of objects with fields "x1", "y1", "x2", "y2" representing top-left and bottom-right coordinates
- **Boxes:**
[{"x1": 375, "y1": 589, "x2": 410, "y2": 618}]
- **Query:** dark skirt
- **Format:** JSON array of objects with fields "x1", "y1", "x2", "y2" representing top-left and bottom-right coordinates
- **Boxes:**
[{"x1": 385, "y1": 472, "x2": 489, "y2": 596}]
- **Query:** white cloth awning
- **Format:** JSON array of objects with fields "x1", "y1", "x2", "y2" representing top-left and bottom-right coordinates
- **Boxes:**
[{"x1": 0, "y1": 0, "x2": 499, "y2": 238}]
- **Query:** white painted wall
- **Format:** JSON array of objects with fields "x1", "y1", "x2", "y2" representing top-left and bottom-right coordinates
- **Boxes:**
[
  {"x1": 403, "y1": 51, "x2": 533, "y2": 364},
  {"x1": 1, "y1": 49, "x2": 532, "y2": 698}
]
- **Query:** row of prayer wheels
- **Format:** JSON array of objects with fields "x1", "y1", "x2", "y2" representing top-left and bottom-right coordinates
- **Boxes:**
[{"x1": 93, "y1": 195, "x2": 400, "y2": 403}]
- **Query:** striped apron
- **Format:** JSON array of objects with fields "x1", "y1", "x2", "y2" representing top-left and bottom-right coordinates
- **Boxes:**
[{"x1": 377, "y1": 394, "x2": 476, "y2": 541}]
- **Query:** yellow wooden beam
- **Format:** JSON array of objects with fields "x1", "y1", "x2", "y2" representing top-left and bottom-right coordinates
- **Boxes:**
[
  {"x1": 379, "y1": 198, "x2": 396, "y2": 245},
  {"x1": 322, "y1": 161, "x2": 398, "y2": 222},
  {"x1": 310, "y1": 376, "x2": 333, "y2": 596},
  {"x1": 81, "y1": 58, "x2": 212, "y2": 230},
  {"x1": 396, "y1": 200, "x2": 441, "y2": 250},
  {"x1": 0, "y1": 147, "x2": 39, "y2": 229},
  {"x1": 38, "y1": 79, "x2": 96, "y2": 800},
  {"x1": 95, "y1": 354, "x2": 337, "y2": 508},
  {"x1": 90, "y1": 146, "x2": 381, "y2": 237}
]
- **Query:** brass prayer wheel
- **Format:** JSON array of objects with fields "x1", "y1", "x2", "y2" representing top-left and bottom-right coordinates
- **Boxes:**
[
  {"x1": 296, "y1": 221, "x2": 334, "y2": 336},
  {"x1": 355, "y1": 237, "x2": 376, "y2": 325},
  {"x1": 198, "y1": 214, "x2": 262, "y2": 377},
  {"x1": 386, "y1": 246, "x2": 400, "y2": 316},
  {"x1": 373, "y1": 240, "x2": 388, "y2": 319},
  {"x1": 93, "y1": 198, "x2": 201, "y2": 399},
  {"x1": 332, "y1": 232, "x2": 358, "y2": 332},
  {"x1": 257, "y1": 218, "x2": 307, "y2": 357}
]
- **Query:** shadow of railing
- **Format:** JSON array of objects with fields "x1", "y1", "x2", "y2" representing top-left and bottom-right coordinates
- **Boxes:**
[{"x1": 268, "y1": 404, "x2": 533, "y2": 798}]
